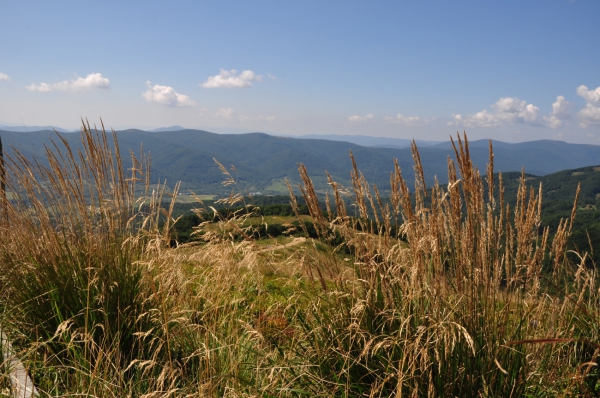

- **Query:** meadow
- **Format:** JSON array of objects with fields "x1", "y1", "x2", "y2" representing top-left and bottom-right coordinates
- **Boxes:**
[{"x1": 1, "y1": 124, "x2": 599, "y2": 397}]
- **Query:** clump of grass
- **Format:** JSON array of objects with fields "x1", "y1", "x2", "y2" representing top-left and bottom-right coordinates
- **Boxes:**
[
  {"x1": 282, "y1": 133, "x2": 600, "y2": 396},
  {"x1": 0, "y1": 124, "x2": 297, "y2": 396},
  {"x1": 0, "y1": 122, "x2": 180, "y2": 395},
  {"x1": 2, "y1": 124, "x2": 146, "y2": 345}
]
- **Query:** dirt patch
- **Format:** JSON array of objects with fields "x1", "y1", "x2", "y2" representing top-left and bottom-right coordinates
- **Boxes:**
[
  {"x1": 572, "y1": 171, "x2": 585, "y2": 176},
  {"x1": 593, "y1": 167, "x2": 600, "y2": 172}
]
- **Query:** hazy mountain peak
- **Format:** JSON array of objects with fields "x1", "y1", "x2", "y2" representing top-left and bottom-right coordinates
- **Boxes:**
[
  {"x1": 0, "y1": 124, "x2": 77, "y2": 133},
  {"x1": 151, "y1": 125, "x2": 187, "y2": 132}
]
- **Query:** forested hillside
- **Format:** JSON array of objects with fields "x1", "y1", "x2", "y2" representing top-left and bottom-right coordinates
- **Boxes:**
[{"x1": 2, "y1": 128, "x2": 600, "y2": 195}]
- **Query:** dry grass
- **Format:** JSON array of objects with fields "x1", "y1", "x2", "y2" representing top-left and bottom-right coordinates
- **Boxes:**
[
  {"x1": 0, "y1": 125, "x2": 598, "y2": 396},
  {"x1": 283, "y1": 134, "x2": 600, "y2": 396}
]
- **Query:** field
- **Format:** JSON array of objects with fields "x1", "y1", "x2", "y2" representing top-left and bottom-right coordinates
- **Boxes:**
[
  {"x1": 171, "y1": 193, "x2": 216, "y2": 203},
  {"x1": 1, "y1": 127, "x2": 599, "y2": 396}
]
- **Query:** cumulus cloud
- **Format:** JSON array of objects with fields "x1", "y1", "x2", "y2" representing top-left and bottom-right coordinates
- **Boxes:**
[
  {"x1": 577, "y1": 85, "x2": 600, "y2": 104},
  {"x1": 26, "y1": 73, "x2": 110, "y2": 92},
  {"x1": 142, "y1": 81, "x2": 196, "y2": 107},
  {"x1": 215, "y1": 108, "x2": 237, "y2": 118},
  {"x1": 348, "y1": 113, "x2": 375, "y2": 123},
  {"x1": 447, "y1": 114, "x2": 464, "y2": 127},
  {"x1": 577, "y1": 85, "x2": 600, "y2": 128},
  {"x1": 494, "y1": 97, "x2": 541, "y2": 124},
  {"x1": 579, "y1": 105, "x2": 600, "y2": 128},
  {"x1": 215, "y1": 108, "x2": 274, "y2": 121},
  {"x1": 0, "y1": 72, "x2": 10, "y2": 82},
  {"x1": 200, "y1": 69, "x2": 262, "y2": 89},
  {"x1": 448, "y1": 110, "x2": 501, "y2": 128},
  {"x1": 450, "y1": 96, "x2": 571, "y2": 129},
  {"x1": 384, "y1": 113, "x2": 430, "y2": 126},
  {"x1": 544, "y1": 96, "x2": 572, "y2": 128}
]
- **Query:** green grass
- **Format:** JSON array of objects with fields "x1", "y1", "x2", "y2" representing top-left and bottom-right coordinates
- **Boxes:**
[
  {"x1": 170, "y1": 193, "x2": 216, "y2": 203},
  {"x1": 264, "y1": 178, "x2": 291, "y2": 194}
]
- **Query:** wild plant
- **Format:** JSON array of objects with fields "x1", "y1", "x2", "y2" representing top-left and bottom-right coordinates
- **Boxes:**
[
  {"x1": 283, "y1": 133, "x2": 600, "y2": 396},
  {"x1": 0, "y1": 121, "x2": 181, "y2": 394}
]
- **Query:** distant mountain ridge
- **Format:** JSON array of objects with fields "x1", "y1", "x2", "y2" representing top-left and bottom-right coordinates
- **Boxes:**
[
  {"x1": 294, "y1": 134, "x2": 443, "y2": 148},
  {"x1": 151, "y1": 125, "x2": 187, "y2": 132},
  {"x1": 0, "y1": 124, "x2": 77, "y2": 133},
  {"x1": 1, "y1": 128, "x2": 599, "y2": 195}
]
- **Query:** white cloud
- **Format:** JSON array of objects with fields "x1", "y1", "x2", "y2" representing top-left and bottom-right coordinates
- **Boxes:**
[
  {"x1": 543, "y1": 96, "x2": 572, "y2": 128},
  {"x1": 492, "y1": 97, "x2": 541, "y2": 125},
  {"x1": 453, "y1": 110, "x2": 501, "y2": 128},
  {"x1": 215, "y1": 108, "x2": 274, "y2": 121},
  {"x1": 451, "y1": 96, "x2": 571, "y2": 129},
  {"x1": 448, "y1": 114, "x2": 465, "y2": 126},
  {"x1": 0, "y1": 72, "x2": 10, "y2": 82},
  {"x1": 576, "y1": 85, "x2": 600, "y2": 127},
  {"x1": 26, "y1": 73, "x2": 110, "y2": 92},
  {"x1": 384, "y1": 113, "x2": 430, "y2": 126},
  {"x1": 215, "y1": 108, "x2": 237, "y2": 118},
  {"x1": 200, "y1": 69, "x2": 262, "y2": 89},
  {"x1": 348, "y1": 113, "x2": 375, "y2": 123},
  {"x1": 577, "y1": 85, "x2": 600, "y2": 104},
  {"x1": 579, "y1": 104, "x2": 600, "y2": 128},
  {"x1": 267, "y1": 74, "x2": 278, "y2": 80},
  {"x1": 142, "y1": 81, "x2": 195, "y2": 107}
]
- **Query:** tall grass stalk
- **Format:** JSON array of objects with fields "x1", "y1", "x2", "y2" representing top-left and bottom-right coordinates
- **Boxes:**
[
  {"x1": 284, "y1": 133, "x2": 600, "y2": 396},
  {"x1": 0, "y1": 122, "x2": 178, "y2": 395}
]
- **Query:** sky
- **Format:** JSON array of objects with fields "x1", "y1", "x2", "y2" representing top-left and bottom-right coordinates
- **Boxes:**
[{"x1": 1, "y1": 0, "x2": 600, "y2": 143}]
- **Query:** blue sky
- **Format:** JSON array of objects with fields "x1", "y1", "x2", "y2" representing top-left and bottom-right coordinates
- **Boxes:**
[{"x1": 1, "y1": 0, "x2": 600, "y2": 143}]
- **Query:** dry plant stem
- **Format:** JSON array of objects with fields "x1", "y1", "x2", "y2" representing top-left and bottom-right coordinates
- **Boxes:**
[
  {"x1": 0, "y1": 121, "x2": 182, "y2": 394},
  {"x1": 0, "y1": 136, "x2": 7, "y2": 224},
  {"x1": 287, "y1": 131, "x2": 597, "y2": 396}
]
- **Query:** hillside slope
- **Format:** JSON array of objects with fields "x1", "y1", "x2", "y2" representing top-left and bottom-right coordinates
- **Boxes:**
[{"x1": 2, "y1": 129, "x2": 600, "y2": 194}]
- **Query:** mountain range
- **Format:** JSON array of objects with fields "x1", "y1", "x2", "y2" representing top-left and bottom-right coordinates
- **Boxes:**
[
  {"x1": 0, "y1": 124, "x2": 77, "y2": 133},
  {"x1": 1, "y1": 128, "x2": 599, "y2": 195}
]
